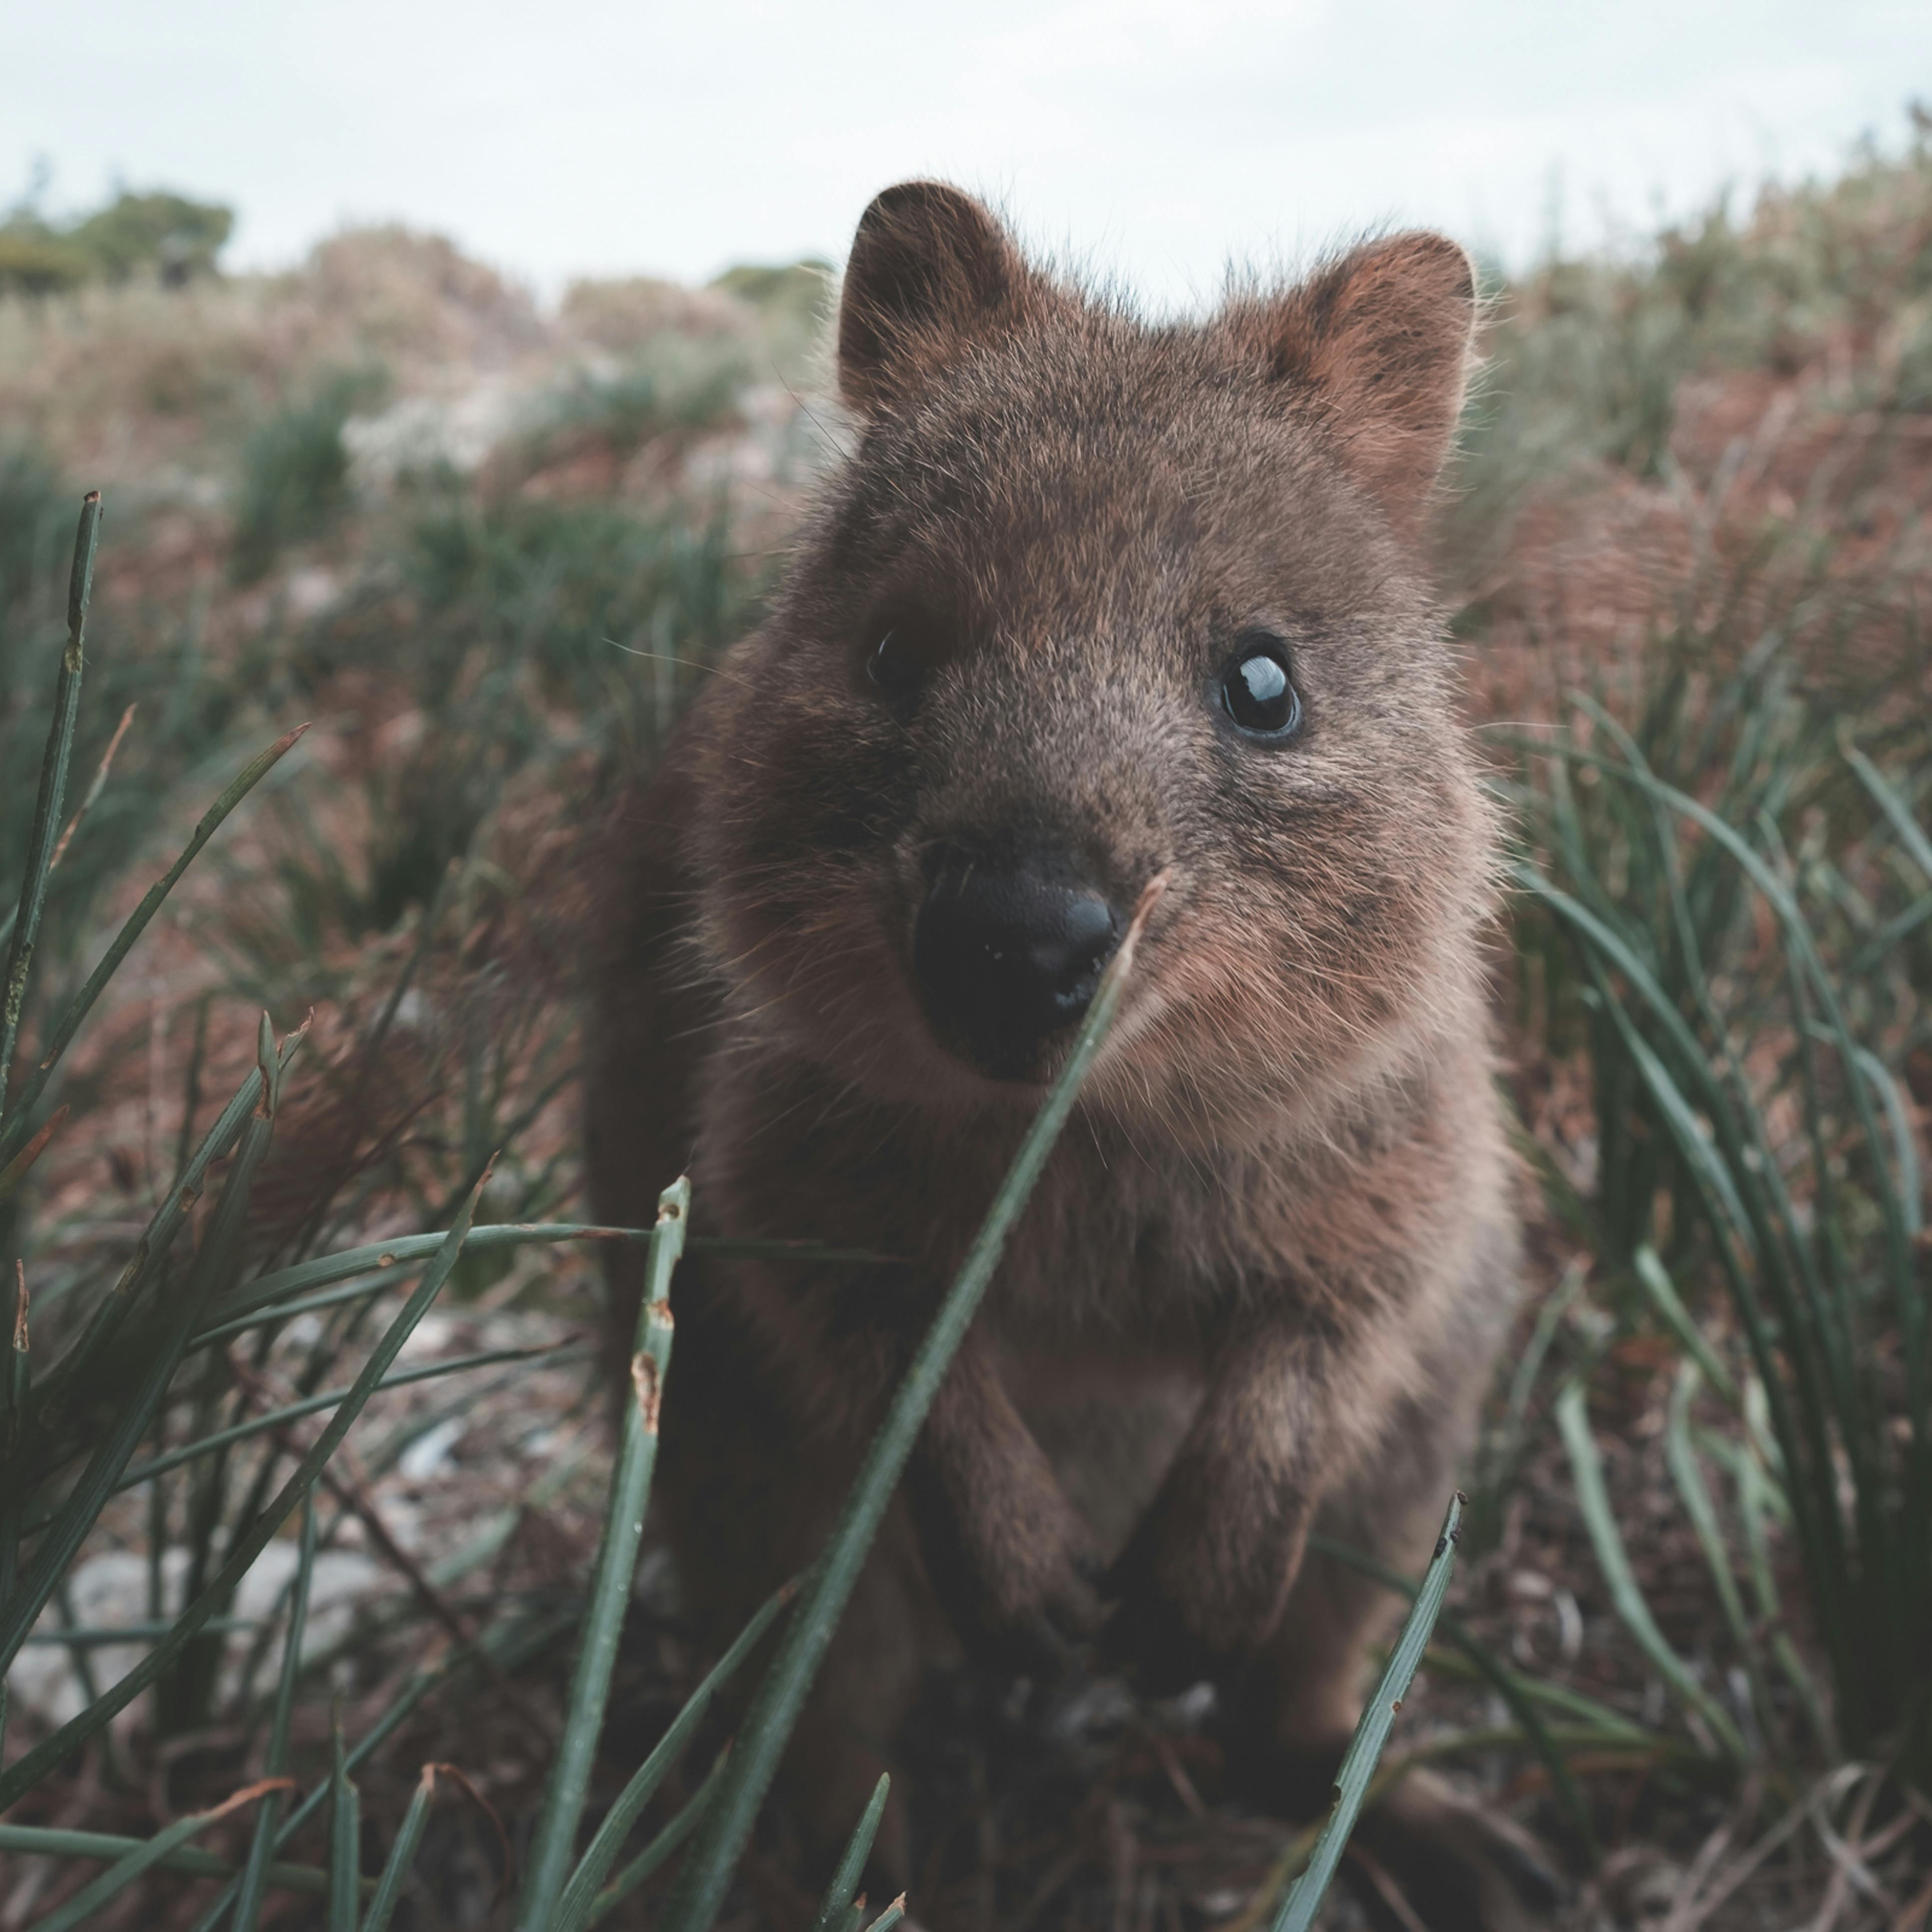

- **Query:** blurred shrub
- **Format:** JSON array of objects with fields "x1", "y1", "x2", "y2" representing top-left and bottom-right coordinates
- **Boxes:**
[
  {"x1": 297, "y1": 225, "x2": 544, "y2": 367},
  {"x1": 707, "y1": 257, "x2": 833, "y2": 331},
  {"x1": 0, "y1": 226, "x2": 91, "y2": 296},
  {"x1": 559, "y1": 273, "x2": 750, "y2": 351},
  {"x1": 201, "y1": 483, "x2": 757, "y2": 1000},
  {"x1": 230, "y1": 370, "x2": 386, "y2": 583},
  {"x1": 0, "y1": 440, "x2": 67, "y2": 606},
  {"x1": 1447, "y1": 122, "x2": 1932, "y2": 584},
  {"x1": 514, "y1": 338, "x2": 748, "y2": 480},
  {"x1": 706, "y1": 257, "x2": 833, "y2": 382}
]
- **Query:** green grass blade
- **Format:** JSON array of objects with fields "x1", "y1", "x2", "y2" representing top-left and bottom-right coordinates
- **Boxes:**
[
  {"x1": 809, "y1": 1774, "x2": 890, "y2": 1932},
  {"x1": 0, "y1": 491, "x2": 99, "y2": 1127},
  {"x1": 0, "y1": 1165, "x2": 489, "y2": 1810},
  {"x1": 31, "y1": 1027, "x2": 306, "y2": 1444},
  {"x1": 860, "y1": 1900, "x2": 907, "y2": 1932},
  {"x1": 195, "y1": 1226, "x2": 889, "y2": 1342},
  {"x1": 1634, "y1": 1245, "x2": 1739, "y2": 1407},
  {"x1": 230, "y1": 1491, "x2": 319, "y2": 1932},
  {"x1": 96, "y1": 1340, "x2": 585, "y2": 1502},
  {"x1": 1555, "y1": 1382, "x2": 1748, "y2": 1764},
  {"x1": 1269, "y1": 1493, "x2": 1465, "y2": 1932},
  {"x1": 1824, "y1": 1026, "x2": 1925, "y2": 1240},
  {"x1": 191, "y1": 1273, "x2": 431, "y2": 1351},
  {"x1": 513, "y1": 1177, "x2": 689, "y2": 1931},
  {"x1": 182, "y1": 1606, "x2": 576, "y2": 1932},
  {"x1": 1731, "y1": 1399, "x2": 1835, "y2": 1756},
  {"x1": 1597, "y1": 983, "x2": 1749, "y2": 1245},
  {"x1": 33, "y1": 1777, "x2": 291, "y2": 1932},
  {"x1": 0, "y1": 722, "x2": 310, "y2": 1170},
  {"x1": 585, "y1": 1740, "x2": 733, "y2": 1926},
  {"x1": 658, "y1": 885, "x2": 1159, "y2": 1932},
  {"x1": 1511, "y1": 863, "x2": 1845, "y2": 1459},
  {"x1": 1839, "y1": 733, "x2": 1932, "y2": 884},
  {"x1": 0, "y1": 1269, "x2": 30, "y2": 1640},
  {"x1": 17, "y1": 1617, "x2": 256, "y2": 1647},
  {"x1": 361, "y1": 1764, "x2": 439, "y2": 1932},
  {"x1": 553, "y1": 1582, "x2": 794, "y2": 1932},
  {"x1": 1850, "y1": 891, "x2": 1932, "y2": 972},
  {"x1": 197, "y1": 1225, "x2": 655, "y2": 1336},
  {"x1": 0, "y1": 1822, "x2": 328, "y2": 1896},
  {"x1": 1663, "y1": 1363, "x2": 1783, "y2": 1768},
  {"x1": 1304, "y1": 1527, "x2": 1616, "y2": 1867},
  {"x1": 0, "y1": 1017, "x2": 286, "y2": 1682},
  {"x1": 328, "y1": 1709, "x2": 361, "y2": 1932},
  {"x1": 40, "y1": 699, "x2": 136, "y2": 889}
]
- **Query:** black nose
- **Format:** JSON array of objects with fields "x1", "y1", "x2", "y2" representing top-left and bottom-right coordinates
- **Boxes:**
[{"x1": 914, "y1": 846, "x2": 1122, "y2": 1076}]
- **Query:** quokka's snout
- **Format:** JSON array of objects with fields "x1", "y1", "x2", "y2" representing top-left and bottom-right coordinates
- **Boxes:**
[{"x1": 911, "y1": 832, "x2": 1123, "y2": 1077}]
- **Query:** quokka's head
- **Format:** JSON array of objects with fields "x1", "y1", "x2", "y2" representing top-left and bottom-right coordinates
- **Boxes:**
[{"x1": 688, "y1": 182, "x2": 1499, "y2": 1134}]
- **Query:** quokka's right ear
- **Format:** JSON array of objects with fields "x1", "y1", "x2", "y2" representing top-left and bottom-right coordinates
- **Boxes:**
[
  {"x1": 1222, "y1": 232, "x2": 1480, "y2": 536},
  {"x1": 837, "y1": 182, "x2": 1061, "y2": 414}
]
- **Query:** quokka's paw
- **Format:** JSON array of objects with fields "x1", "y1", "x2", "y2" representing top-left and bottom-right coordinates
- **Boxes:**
[
  {"x1": 943, "y1": 1536, "x2": 1107, "y2": 1680},
  {"x1": 909, "y1": 1452, "x2": 1107, "y2": 1677},
  {"x1": 1096, "y1": 1531, "x2": 1239, "y2": 1696}
]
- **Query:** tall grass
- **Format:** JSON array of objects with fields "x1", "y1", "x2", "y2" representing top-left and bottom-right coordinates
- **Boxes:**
[
  {"x1": 0, "y1": 492, "x2": 1451, "y2": 1932},
  {"x1": 1508, "y1": 617, "x2": 1930, "y2": 1787}
]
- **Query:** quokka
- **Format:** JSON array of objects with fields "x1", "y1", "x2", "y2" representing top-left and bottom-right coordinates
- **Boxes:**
[{"x1": 587, "y1": 182, "x2": 1552, "y2": 1929}]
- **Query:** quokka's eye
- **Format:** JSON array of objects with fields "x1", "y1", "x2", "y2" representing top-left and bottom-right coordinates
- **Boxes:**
[
  {"x1": 866, "y1": 628, "x2": 922, "y2": 708},
  {"x1": 1219, "y1": 635, "x2": 1302, "y2": 738}
]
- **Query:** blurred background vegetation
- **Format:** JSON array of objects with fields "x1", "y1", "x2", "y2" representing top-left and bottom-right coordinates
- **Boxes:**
[
  {"x1": 0, "y1": 179, "x2": 235, "y2": 297},
  {"x1": 0, "y1": 108, "x2": 1927, "y2": 1930}
]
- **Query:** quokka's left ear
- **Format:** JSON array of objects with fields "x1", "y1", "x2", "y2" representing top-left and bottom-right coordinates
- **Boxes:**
[
  {"x1": 1221, "y1": 232, "x2": 1479, "y2": 534},
  {"x1": 836, "y1": 181, "x2": 1067, "y2": 416}
]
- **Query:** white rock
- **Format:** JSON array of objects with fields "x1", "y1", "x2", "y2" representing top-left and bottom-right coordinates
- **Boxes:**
[
  {"x1": 342, "y1": 380, "x2": 529, "y2": 490},
  {"x1": 5, "y1": 1541, "x2": 389, "y2": 1729},
  {"x1": 397, "y1": 1416, "x2": 467, "y2": 1481}
]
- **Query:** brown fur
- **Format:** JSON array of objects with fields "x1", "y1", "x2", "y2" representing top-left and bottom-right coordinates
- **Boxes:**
[{"x1": 586, "y1": 183, "x2": 1539, "y2": 1926}]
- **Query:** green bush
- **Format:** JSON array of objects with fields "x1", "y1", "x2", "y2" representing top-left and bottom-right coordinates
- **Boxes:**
[
  {"x1": 229, "y1": 372, "x2": 383, "y2": 583},
  {"x1": 519, "y1": 342, "x2": 748, "y2": 474},
  {"x1": 0, "y1": 228, "x2": 91, "y2": 297}
]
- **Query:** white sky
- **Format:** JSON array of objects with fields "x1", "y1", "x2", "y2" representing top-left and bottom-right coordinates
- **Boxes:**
[{"x1": 4, "y1": 0, "x2": 1928, "y2": 311}]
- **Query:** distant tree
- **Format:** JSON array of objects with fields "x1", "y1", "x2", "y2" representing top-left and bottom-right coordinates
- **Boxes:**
[
  {"x1": 69, "y1": 191, "x2": 234, "y2": 284},
  {"x1": 0, "y1": 186, "x2": 234, "y2": 294}
]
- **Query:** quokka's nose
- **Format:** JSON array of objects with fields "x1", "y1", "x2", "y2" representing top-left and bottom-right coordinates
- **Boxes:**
[{"x1": 914, "y1": 846, "x2": 1123, "y2": 1076}]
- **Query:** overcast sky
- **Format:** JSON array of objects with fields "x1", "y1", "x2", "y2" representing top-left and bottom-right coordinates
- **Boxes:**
[{"x1": 4, "y1": 0, "x2": 1927, "y2": 311}]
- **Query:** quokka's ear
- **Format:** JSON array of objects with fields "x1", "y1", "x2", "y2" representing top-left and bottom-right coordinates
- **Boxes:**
[
  {"x1": 1225, "y1": 232, "x2": 1478, "y2": 532},
  {"x1": 837, "y1": 182, "x2": 1060, "y2": 414}
]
